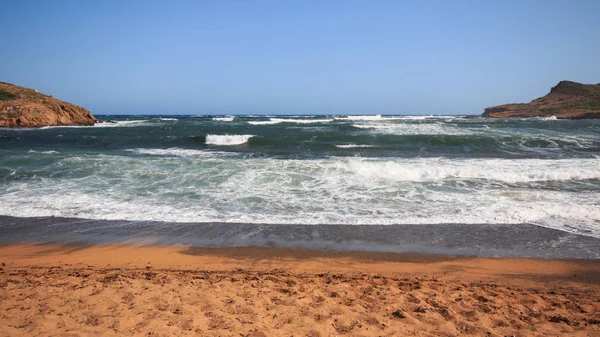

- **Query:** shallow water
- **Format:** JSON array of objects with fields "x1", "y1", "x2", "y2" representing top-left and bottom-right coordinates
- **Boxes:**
[{"x1": 1, "y1": 115, "x2": 599, "y2": 256}]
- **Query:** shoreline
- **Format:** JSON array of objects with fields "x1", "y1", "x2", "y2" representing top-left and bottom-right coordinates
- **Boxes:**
[
  {"x1": 3, "y1": 243, "x2": 600, "y2": 284},
  {"x1": 2, "y1": 216, "x2": 600, "y2": 260},
  {"x1": 2, "y1": 244, "x2": 600, "y2": 336}
]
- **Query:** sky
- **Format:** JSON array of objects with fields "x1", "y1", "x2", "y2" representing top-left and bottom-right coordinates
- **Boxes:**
[{"x1": 1, "y1": 0, "x2": 599, "y2": 115}]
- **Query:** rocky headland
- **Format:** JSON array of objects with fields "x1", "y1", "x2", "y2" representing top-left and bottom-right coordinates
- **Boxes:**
[
  {"x1": 483, "y1": 81, "x2": 600, "y2": 119},
  {"x1": 0, "y1": 82, "x2": 97, "y2": 128}
]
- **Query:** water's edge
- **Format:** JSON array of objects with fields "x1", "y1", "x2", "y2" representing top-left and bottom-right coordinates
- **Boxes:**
[{"x1": 1, "y1": 215, "x2": 599, "y2": 259}]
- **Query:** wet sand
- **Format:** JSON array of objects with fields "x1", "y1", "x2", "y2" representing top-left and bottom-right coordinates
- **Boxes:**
[
  {"x1": 3, "y1": 216, "x2": 600, "y2": 259},
  {"x1": 1, "y1": 244, "x2": 599, "y2": 336}
]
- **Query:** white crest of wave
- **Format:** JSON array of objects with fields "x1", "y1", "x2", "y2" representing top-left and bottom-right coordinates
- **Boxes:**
[
  {"x1": 336, "y1": 115, "x2": 383, "y2": 121},
  {"x1": 128, "y1": 148, "x2": 234, "y2": 158},
  {"x1": 271, "y1": 118, "x2": 333, "y2": 124},
  {"x1": 337, "y1": 115, "x2": 450, "y2": 121},
  {"x1": 205, "y1": 134, "x2": 254, "y2": 145},
  {"x1": 541, "y1": 116, "x2": 558, "y2": 120},
  {"x1": 0, "y1": 155, "x2": 599, "y2": 237},
  {"x1": 28, "y1": 149, "x2": 59, "y2": 154},
  {"x1": 387, "y1": 115, "x2": 452, "y2": 120},
  {"x1": 353, "y1": 123, "x2": 471, "y2": 135},
  {"x1": 247, "y1": 120, "x2": 281, "y2": 125},
  {"x1": 335, "y1": 144, "x2": 375, "y2": 148},
  {"x1": 212, "y1": 117, "x2": 234, "y2": 122},
  {"x1": 157, "y1": 117, "x2": 178, "y2": 121},
  {"x1": 340, "y1": 157, "x2": 600, "y2": 183},
  {"x1": 95, "y1": 120, "x2": 148, "y2": 127},
  {"x1": 40, "y1": 125, "x2": 92, "y2": 129},
  {"x1": 248, "y1": 118, "x2": 332, "y2": 125}
]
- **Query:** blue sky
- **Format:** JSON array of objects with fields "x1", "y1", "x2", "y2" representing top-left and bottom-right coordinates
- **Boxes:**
[{"x1": 1, "y1": 0, "x2": 599, "y2": 115}]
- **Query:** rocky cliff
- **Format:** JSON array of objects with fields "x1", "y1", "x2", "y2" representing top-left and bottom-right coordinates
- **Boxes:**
[
  {"x1": 483, "y1": 81, "x2": 600, "y2": 119},
  {"x1": 0, "y1": 82, "x2": 97, "y2": 127}
]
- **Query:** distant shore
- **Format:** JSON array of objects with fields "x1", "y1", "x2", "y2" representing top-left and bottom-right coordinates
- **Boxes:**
[
  {"x1": 482, "y1": 81, "x2": 600, "y2": 119},
  {"x1": 1, "y1": 244, "x2": 599, "y2": 336}
]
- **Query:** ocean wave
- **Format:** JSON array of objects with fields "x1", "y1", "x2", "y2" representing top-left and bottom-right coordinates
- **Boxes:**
[
  {"x1": 272, "y1": 118, "x2": 333, "y2": 124},
  {"x1": 0, "y1": 155, "x2": 598, "y2": 237},
  {"x1": 157, "y1": 117, "x2": 178, "y2": 121},
  {"x1": 248, "y1": 118, "x2": 333, "y2": 125},
  {"x1": 127, "y1": 148, "x2": 236, "y2": 158},
  {"x1": 247, "y1": 120, "x2": 281, "y2": 125},
  {"x1": 1, "y1": 187, "x2": 598, "y2": 238},
  {"x1": 205, "y1": 134, "x2": 254, "y2": 145},
  {"x1": 94, "y1": 120, "x2": 149, "y2": 127},
  {"x1": 389, "y1": 115, "x2": 462, "y2": 120},
  {"x1": 336, "y1": 115, "x2": 384, "y2": 121},
  {"x1": 28, "y1": 150, "x2": 59, "y2": 154},
  {"x1": 340, "y1": 157, "x2": 600, "y2": 183},
  {"x1": 335, "y1": 144, "x2": 376, "y2": 148},
  {"x1": 336, "y1": 115, "x2": 451, "y2": 121},
  {"x1": 39, "y1": 125, "x2": 93, "y2": 129},
  {"x1": 352, "y1": 123, "x2": 472, "y2": 135},
  {"x1": 212, "y1": 117, "x2": 235, "y2": 122}
]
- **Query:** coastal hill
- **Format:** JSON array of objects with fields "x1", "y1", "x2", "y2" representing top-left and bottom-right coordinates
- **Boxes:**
[
  {"x1": 483, "y1": 81, "x2": 600, "y2": 119},
  {"x1": 0, "y1": 82, "x2": 97, "y2": 127}
]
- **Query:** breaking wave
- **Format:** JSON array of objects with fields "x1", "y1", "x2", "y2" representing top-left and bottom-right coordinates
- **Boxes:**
[
  {"x1": 205, "y1": 134, "x2": 255, "y2": 145},
  {"x1": 94, "y1": 120, "x2": 149, "y2": 127},
  {"x1": 128, "y1": 148, "x2": 236, "y2": 158},
  {"x1": 248, "y1": 118, "x2": 333, "y2": 125},
  {"x1": 212, "y1": 117, "x2": 235, "y2": 122},
  {"x1": 335, "y1": 144, "x2": 376, "y2": 148},
  {"x1": 0, "y1": 155, "x2": 598, "y2": 237}
]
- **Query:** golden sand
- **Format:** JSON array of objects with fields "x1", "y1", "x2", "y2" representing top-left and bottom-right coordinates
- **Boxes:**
[{"x1": 1, "y1": 244, "x2": 599, "y2": 336}]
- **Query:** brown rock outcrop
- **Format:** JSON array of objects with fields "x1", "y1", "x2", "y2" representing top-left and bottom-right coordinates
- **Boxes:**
[
  {"x1": 0, "y1": 82, "x2": 97, "y2": 128},
  {"x1": 483, "y1": 81, "x2": 600, "y2": 119}
]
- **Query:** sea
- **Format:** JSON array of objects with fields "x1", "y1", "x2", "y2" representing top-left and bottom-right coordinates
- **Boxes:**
[{"x1": 1, "y1": 114, "x2": 599, "y2": 258}]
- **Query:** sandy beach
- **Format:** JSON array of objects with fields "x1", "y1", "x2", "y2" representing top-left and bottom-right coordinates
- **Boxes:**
[
  {"x1": 1, "y1": 244, "x2": 599, "y2": 336},
  {"x1": 3, "y1": 1, "x2": 600, "y2": 337}
]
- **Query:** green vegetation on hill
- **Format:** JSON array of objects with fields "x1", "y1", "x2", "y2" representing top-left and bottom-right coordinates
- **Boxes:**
[{"x1": 0, "y1": 88, "x2": 16, "y2": 101}]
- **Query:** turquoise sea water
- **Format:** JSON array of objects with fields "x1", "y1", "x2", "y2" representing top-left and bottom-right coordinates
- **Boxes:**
[{"x1": 1, "y1": 115, "x2": 599, "y2": 257}]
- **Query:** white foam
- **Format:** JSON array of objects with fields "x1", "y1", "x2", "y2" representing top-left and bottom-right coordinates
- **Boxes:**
[
  {"x1": 337, "y1": 115, "x2": 450, "y2": 121},
  {"x1": 389, "y1": 115, "x2": 461, "y2": 120},
  {"x1": 128, "y1": 148, "x2": 235, "y2": 158},
  {"x1": 248, "y1": 118, "x2": 332, "y2": 125},
  {"x1": 335, "y1": 144, "x2": 375, "y2": 148},
  {"x1": 541, "y1": 116, "x2": 558, "y2": 120},
  {"x1": 1, "y1": 155, "x2": 598, "y2": 238},
  {"x1": 94, "y1": 120, "x2": 148, "y2": 127},
  {"x1": 205, "y1": 134, "x2": 254, "y2": 145},
  {"x1": 157, "y1": 117, "x2": 178, "y2": 121},
  {"x1": 337, "y1": 115, "x2": 383, "y2": 121},
  {"x1": 340, "y1": 157, "x2": 600, "y2": 183},
  {"x1": 39, "y1": 125, "x2": 91, "y2": 129},
  {"x1": 247, "y1": 120, "x2": 281, "y2": 125},
  {"x1": 271, "y1": 118, "x2": 333, "y2": 124},
  {"x1": 352, "y1": 123, "x2": 472, "y2": 135},
  {"x1": 212, "y1": 117, "x2": 235, "y2": 122},
  {"x1": 28, "y1": 150, "x2": 59, "y2": 154}
]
